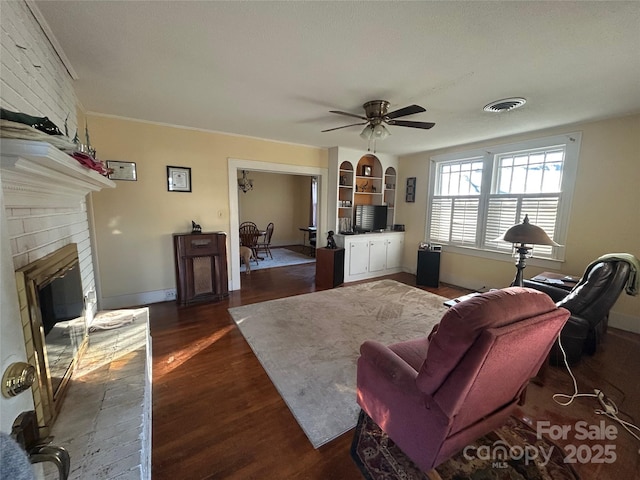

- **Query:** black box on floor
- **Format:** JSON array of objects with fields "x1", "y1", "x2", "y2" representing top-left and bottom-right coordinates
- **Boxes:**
[{"x1": 416, "y1": 249, "x2": 440, "y2": 287}]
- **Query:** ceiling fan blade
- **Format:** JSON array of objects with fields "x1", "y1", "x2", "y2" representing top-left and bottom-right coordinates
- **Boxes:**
[
  {"x1": 321, "y1": 122, "x2": 368, "y2": 132},
  {"x1": 385, "y1": 104, "x2": 426, "y2": 120},
  {"x1": 388, "y1": 120, "x2": 435, "y2": 129},
  {"x1": 329, "y1": 110, "x2": 368, "y2": 120}
]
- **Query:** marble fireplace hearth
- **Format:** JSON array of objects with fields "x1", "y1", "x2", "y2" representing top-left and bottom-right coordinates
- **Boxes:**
[{"x1": 41, "y1": 310, "x2": 151, "y2": 480}]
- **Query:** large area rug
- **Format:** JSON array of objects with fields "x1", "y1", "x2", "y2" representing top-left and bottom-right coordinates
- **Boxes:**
[
  {"x1": 228, "y1": 279, "x2": 448, "y2": 448},
  {"x1": 240, "y1": 246, "x2": 315, "y2": 272},
  {"x1": 351, "y1": 411, "x2": 580, "y2": 480}
]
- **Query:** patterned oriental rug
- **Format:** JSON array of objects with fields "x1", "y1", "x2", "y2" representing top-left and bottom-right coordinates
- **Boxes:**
[
  {"x1": 351, "y1": 411, "x2": 580, "y2": 480},
  {"x1": 228, "y1": 279, "x2": 448, "y2": 448}
]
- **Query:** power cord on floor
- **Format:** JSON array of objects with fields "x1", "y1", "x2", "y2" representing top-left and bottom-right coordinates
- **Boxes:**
[{"x1": 552, "y1": 333, "x2": 640, "y2": 449}]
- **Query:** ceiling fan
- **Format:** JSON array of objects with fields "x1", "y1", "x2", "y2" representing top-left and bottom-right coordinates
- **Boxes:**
[{"x1": 322, "y1": 100, "x2": 435, "y2": 139}]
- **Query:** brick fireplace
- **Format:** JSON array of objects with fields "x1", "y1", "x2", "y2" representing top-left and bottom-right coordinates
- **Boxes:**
[
  {"x1": 1, "y1": 139, "x2": 114, "y2": 428},
  {"x1": 1, "y1": 139, "x2": 152, "y2": 479}
]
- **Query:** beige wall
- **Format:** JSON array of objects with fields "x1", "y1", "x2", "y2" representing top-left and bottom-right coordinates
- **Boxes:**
[
  {"x1": 88, "y1": 115, "x2": 326, "y2": 307},
  {"x1": 396, "y1": 113, "x2": 640, "y2": 328},
  {"x1": 238, "y1": 172, "x2": 312, "y2": 246},
  {"x1": 88, "y1": 112, "x2": 638, "y2": 327}
]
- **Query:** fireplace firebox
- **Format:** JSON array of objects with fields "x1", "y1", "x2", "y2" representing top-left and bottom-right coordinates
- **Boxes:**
[{"x1": 15, "y1": 243, "x2": 87, "y2": 434}]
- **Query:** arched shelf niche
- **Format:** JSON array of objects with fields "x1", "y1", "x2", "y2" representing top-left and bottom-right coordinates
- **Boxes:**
[
  {"x1": 337, "y1": 161, "x2": 354, "y2": 228},
  {"x1": 355, "y1": 154, "x2": 383, "y2": 206}
]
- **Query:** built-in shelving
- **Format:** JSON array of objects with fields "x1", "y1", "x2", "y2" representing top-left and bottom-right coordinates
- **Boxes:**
[
  {"x1": 328, "y1": 147, "x2": 399, "y2": 233},
  {"x1": 355, "y1": 155, "x2": 383, "y2": 206},
  {"x1": 337, "y1": 161, "x2": 354, "y2": 232}
]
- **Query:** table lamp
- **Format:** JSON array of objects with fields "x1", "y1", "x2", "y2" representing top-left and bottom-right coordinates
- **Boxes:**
[{"x1": 496, "y1": 214, "x2": 561, "y2": 287}]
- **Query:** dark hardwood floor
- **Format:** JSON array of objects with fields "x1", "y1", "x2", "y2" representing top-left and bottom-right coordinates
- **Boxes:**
[{"x1": 150, "y1": 263, "x2": 640, "y2": 479}]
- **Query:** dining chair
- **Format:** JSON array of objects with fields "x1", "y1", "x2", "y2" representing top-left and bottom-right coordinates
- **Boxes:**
[
  {"x1": 255, "y1": 222, "x2": 274, "y2": 259},
  {"x1": 239, "y1": 223, "x2": 260, "y2": 264}
]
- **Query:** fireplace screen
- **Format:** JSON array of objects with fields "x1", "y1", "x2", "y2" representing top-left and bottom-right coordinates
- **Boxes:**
[{"x1": 15, "y1": 243, "x2": 87, "y2": 432}]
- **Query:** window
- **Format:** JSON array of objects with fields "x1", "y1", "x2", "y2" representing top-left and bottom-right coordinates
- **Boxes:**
[
  {"x1": 427, "y1": 133, "x2": 581, "y2": 261},
  {"x1": 310, "y1": 176, "x2": 318, "y2": 227}
]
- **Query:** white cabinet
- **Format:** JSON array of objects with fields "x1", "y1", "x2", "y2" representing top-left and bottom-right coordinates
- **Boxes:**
[
  {"x1": 385, "y1": 235, "x2": 404, "y2": 269},
  {"x1": 368, "y1": 239, "x2": 387, "y2": 272},
  {"x1": 348, "y1": 238, "x2": 370, "y2": 276},
  {"x1": 337, "y1": 232, "x2": 405, "y2": 282}
]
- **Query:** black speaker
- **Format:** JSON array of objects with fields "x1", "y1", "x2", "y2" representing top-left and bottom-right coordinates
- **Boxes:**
[
  {"x1": 316, "y1": 247, "x2": 345, "y2": 289},
  {"x1": 416, "y1": 250, "x2": 440, "y2": 287}
]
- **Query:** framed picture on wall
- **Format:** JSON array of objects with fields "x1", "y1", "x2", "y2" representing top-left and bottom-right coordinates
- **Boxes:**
[
  {"x1": 406, "y1": 177, "x2": 416, "y2": 202},
  {"x1": 107, "y1": 161, "x2": 137, "y2": 181},
  {"x1": 167, "y1": 166, "x2": 192, "y2": 192}
]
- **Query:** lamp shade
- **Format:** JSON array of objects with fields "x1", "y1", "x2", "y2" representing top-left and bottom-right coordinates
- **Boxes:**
[
  {"x1": 360, "y1": 125, "x2": 374, "y2": 140},
  {"x1": 372, "y1": 124, "x2": 390, "y2": 139},
  {"x1": 360, "y1": 123, "x2": 390, "y2": 140},
  {"x1": 495, "y1": 214, "x2": 561, "y2": 246}
]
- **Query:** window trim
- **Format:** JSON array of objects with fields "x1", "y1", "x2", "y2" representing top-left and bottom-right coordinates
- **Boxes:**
[{"x1": 426, "y1": 132, "x2": 582, "y2": 264}]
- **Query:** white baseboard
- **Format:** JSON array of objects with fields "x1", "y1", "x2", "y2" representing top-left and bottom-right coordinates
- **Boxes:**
[
  {"x1": 609, "y1": 310, "x2": 640, "y2": 334},
  {"x1": 100, "y1": 289, "x2": 177, "y2": 310}
]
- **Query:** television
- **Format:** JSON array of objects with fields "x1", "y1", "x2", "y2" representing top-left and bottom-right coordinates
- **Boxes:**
[{"x1": 354, "y1": 204, "x2": 388, "y2": 232}]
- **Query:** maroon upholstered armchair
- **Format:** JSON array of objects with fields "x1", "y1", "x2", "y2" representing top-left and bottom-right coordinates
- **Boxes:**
[{"x1": 356, "y1": 287, "x2": 570, "y2": 472}]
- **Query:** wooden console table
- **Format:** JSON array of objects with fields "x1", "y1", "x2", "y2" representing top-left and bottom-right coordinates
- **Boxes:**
[{"x1": 174, "y1": 232, "x2": 229, "y2": 305}]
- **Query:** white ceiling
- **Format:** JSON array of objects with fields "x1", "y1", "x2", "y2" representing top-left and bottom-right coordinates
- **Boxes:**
[{"x1": 33, "y1": 1, "x2": 640, "y2": 156}]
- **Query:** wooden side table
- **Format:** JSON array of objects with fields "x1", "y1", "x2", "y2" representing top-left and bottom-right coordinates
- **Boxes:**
[{"x1": 316, "y1": 247, "x2": 345, "y2": 289}]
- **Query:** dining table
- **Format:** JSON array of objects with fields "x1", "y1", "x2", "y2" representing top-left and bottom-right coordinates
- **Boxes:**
[{"x1": 299, "y1": 226, "x2": 317, "y2": 256}]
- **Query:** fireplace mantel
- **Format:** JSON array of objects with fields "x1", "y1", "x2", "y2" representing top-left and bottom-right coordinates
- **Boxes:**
[
  {"x1": 0, "y1": 138, "x2": 115, "y2": 432},
  {"x1": 0, "y1": 139, "x2": 115, "y2": 207}
]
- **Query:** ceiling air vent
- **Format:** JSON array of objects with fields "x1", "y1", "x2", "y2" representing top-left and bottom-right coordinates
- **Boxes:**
[{"x1": 483, "y1": 97, "x2": 527, "y2": 113}]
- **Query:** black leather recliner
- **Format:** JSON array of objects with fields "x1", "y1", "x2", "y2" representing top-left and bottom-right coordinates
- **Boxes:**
[{"x1": 524, "y1": 259, "x2": 632, "y2": 365}]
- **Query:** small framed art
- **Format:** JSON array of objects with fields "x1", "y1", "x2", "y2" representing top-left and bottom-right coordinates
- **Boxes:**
[
  {"x1": 167, "y1": 166, "x2": 192, "y2": 192},
  {"x1": 107, "y1": 161, "x2": 137, "y2": 181},
  {"x1": 406, "y1": 177, "x2": 416, "y2": 202},
  {"x1": 361, "y1": 165, "x2": 372, "y2": 176}
]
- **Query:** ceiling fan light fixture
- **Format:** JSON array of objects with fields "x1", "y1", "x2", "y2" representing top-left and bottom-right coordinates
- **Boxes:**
[
  {"x1": 325, "y1": 100, "x2": 435, "y2": 139},
  {"x1": 372, "y1": 124, "x2": 390, "y2": 139},
  {"x1": 483, "y1": 97, "x2": 527, "y2": 113},
  {"x1": 360, "y1": 125, "x2": 374, "y2": 140}
]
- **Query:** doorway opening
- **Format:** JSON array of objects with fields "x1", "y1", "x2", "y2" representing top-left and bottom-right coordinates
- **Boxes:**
[{"x1": 228, "y1": 159, "x2": 328, "y2": 291}]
